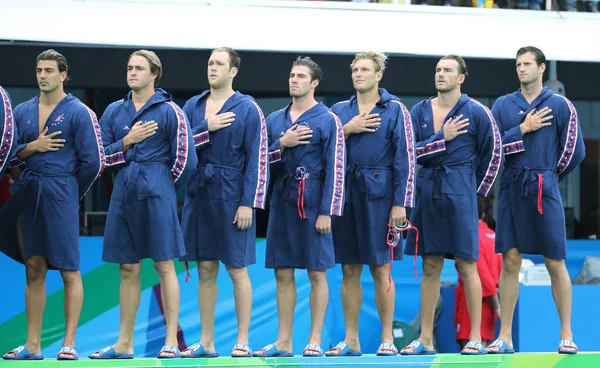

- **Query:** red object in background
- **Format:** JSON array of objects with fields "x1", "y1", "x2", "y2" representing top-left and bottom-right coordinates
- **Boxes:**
[
  {"x1": 454, "y1": 220, "x2": 502, "y2": 342},
  {"x1": 0, "y1": 175, "x2": 15, "y2": 207}
]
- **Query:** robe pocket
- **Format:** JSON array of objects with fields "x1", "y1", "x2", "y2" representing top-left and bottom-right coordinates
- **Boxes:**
[
  {"x1": 362, "y1": 169, "x2": 392, "y2": 201},
  {"x1": 211, "y1": 169, "x2": 243, "y2": 202},
  {"x1": 41, "y1": 177, "x2": 71, "y2": 201},
  {"x1": 439, "y1": 171, "x2": 469, "y2": 196},
  {"x1": 137, "y1": 168, "x2": 166, "y2": 199}
]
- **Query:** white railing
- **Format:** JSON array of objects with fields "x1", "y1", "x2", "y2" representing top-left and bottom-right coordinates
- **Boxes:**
[{"x1": 2, "y1": 0, "x2": 600, "y2": 62}]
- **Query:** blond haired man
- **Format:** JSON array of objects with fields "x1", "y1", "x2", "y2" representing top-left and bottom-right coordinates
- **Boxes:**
[
  {"x1": 327, "y1": 51, "x2": 416, "y2": 356},
  {"x1": 89, "y1": 49, "x2": 197, "y2": 359}
]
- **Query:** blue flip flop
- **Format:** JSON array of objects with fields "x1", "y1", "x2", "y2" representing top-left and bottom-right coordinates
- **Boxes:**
[
  {"x1": 376, "y1": 342, "x2": 398, "y2": 356},
  {"x1": 400, "y1": 340, "x2": 436, "y2": 355},
  {"x1": 558, "y1": 339, "x2": 578, "y2": 355},
  {"x1": 89, "y1": 346, "x2": 134, "y2": 359},
  {"x1": 157, "y1": 344, "x2": 181, "y2": 359},
  {"x1": 253, "y1": 343, "x2": 293, "y2": 357},
  {"x1": 231, "y1": 343, "x2": 253, "y2": 357},
  {"x1": 182, "y1": 343, "x2": 220, "y2": 358},
  {"x1": 487, "y1": 338, "x2": 515, "y2": 354},
  {"x1": 302, "y1": 344, "x2": 323, "y2": 357},
  {"x1": 57, "y1": 346, "x2": 78, "y2": 360},
  {"x1": 325, "y1": 341, "x2": 362, "y2": 357},
  {"x1": 2, "y1": 345, "x2": 44, "y2": 360},
  {"x1": 461, "y1": 340, "x2": 487, "y2": 355}
]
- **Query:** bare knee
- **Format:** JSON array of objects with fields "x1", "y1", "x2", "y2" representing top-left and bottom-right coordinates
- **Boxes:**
[
  {"x1": 422, "y1": 256, "x2": 444, "y2": 278},
  {"x1": 544, "y1": 258, "x2": 566, "y2": 278},
  {"x1": 59, "y1": 270, "x2": 81, "y2": 286},
  {"x1": 120, "y1": 263, "x2": 141, "y2": 280},
  {"x1": 25, "y1": 257, "x2": 48, "y2": 283},
  {"x1": 225, "y1": 265, "x2": 249, "y2": 285},
  {"x1": 455, "y1": 258, "x2": 478, "y2": 280},
  {"x1": 154, "y1": 260, "x2": 175, "y2": 279},
  {"x1": 198, "y1": 261, "x2": 219, "y2": 283},
  {"x1": 342, "y1": 264, "x2": 363, "y2": 282},
  {"x1": 502, "y1": 249, "x2": 523, "y2": 274},
  {"x1": 368, "y1": 264, "x2": 388, "y2": 283},
  {"x1": 275, "y1": 268, "x2": 295, "y2": 283},
  {"x1": 308, "y1": 270, "x2": 327, "y2": 286}
]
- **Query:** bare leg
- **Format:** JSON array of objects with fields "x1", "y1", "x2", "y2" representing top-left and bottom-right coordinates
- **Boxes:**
[
  {"x1": 545, "y1": 257, "x2": 575, "y2": 352},
  {"x1": 401, "y1": 256, "x2": 444, "y2": 353},
  {"x1": 305, "y1": 270, "x2": 328, "y2": 354},
  {"x1": 327, "y1": 264, "x2": 362, "y2": 354},
  {"x1": 59, "y1": 270, "x2": 83, "y2": 354},
  {"x1": 262, "y1": 268, "x2": 295, "y2": 354},
  {"x1": 89, "y1": 263, "x2": 141, "y2": 357},
  {"x1": 487, "y1": 248, "x2": 521, "y2": 352},
  {"x1": 456, "y1": 258, "x2": 483, "y2": 352},
  {"x1": 6, "y1": 220, "x2": 49, "y2": 358},
  {"x1": 10, "y1": 257, "x2": 48, "y2": 357},
  {"x1": 226, "y1": 266, "x2": 252, "y2": 355},
  {"x1": 370, "y1": 264, "x2": 395, "y2": 353},
  {"x1": 183, "y1": 260, "x2": 219, "y2": 356},
  {"x1": 155, "y1": 260, "x2": 180, "y2": 357}
]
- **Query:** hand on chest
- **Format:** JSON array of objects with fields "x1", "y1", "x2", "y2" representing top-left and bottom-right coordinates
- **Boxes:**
[
  {"x1": 26, "y1": 111, "x2": 70, "y2": 141},
  {"x1": 117, "y1": 116, "x2": 163, "y2": 140},
  {"x1": 295, "y1": 120, "x2": 322, "y2": 144},
  {"x1": 427, "y1": 111, "x2": 474, "y2": 138},
  {"x1": 275, "y1": 119, "x2": 321, "y2": 149},
  {"x1": 341, "y1": 109, "x2": 392, "y2": 139},
  {"x1": 517, "y1": 105, "x2": 554, "y2": 126}
]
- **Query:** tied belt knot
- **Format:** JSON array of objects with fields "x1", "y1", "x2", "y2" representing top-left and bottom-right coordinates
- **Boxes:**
[
  {"x1": 279, "y1": 166, "x2": 322, "y2": 219},
  {"x1": 346, "y1": 162, "x2": 359, "y2": 179},
  {"x1": 18, "y1": 168, "x2": 73, "y2": 220},
  {"x1": 512, "y1": 166, "x2": 555, "y2": 215}
]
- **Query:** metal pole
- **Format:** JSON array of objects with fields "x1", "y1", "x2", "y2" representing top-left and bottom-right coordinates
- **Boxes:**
[{"x1": 549, "y1": 60, "x2": 558, "y2": 80}]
